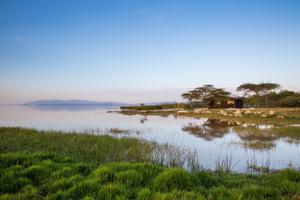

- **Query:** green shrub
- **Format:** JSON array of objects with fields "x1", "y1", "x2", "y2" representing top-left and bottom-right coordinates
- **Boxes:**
[
  {"x1": 46, "y1": 190, "x2": 67, "y2": 200},
  {"x1": 0, "y1": 194, "x2": 15, "y2": 200},
  {"x1": 279, "y1": 180, "x2": 300, "y2": 196},
  {"x1": 98, "y1": 183, "x2": 127, "y2": 200},
  {"x1": 0, "y1": 152, "x2": 31, "y2": 169},
  {"x1": 40, "y1": 175, "x2": 82, "y2": 194},
  {"x1": 51, "y1": 166, "x2": 79, "y2": 179},
  {"x1": 105, "y1": 162, "x2": 133, "y2": 172},
  {"x1": 152, "y1": 168, "x2": 194, "y2": 192},
  {"x1": 66, "y1": 179, "x2": 100, "y2": 200},
  {"x1": 280, "y1": 168, "x2": 300, "y2": 182},
  {"x1": 241, "y1": 184, "x2": 280, "y2": 200},
  {"x1": 130, "y1": 163, "x2": 163, "y2": 185},
  {"x1": 136, "y1": 188, "x2": 153, "y2": 200},
  {"x1": 22, "y1": 164, "x2": 50, "y2": 185},
  {"x1": 193, "y1": 171, "x2": 218, "y2": 188},
  {"x1": 91, "y1": 166, "x2": 114, "y2": 184},
  {"x1": 115, "y1": 170, "x2": 142, "y2": 187},
  {"x1": 208, "y1": 186, "x2": 240, "y2": 200},
  {"x1": 0, "y1": 169, "x2": 31, "y2": 193},
  {"x1": 73, "y1": 163, "x2": 93, "y2": 176},
  {"x1": 154, "y1": 190, "x2": 205, "y2": 200},
  {"x1": 17, "y1": 185, "x2": 39, "y2": 200},
  {"x1": 82, "y1": 196, "x2": 94, "y2": 200}
]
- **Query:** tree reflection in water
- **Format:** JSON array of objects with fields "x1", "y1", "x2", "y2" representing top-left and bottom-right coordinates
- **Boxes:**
[
  {"x1": 182, "y1": 119, "x2": 300, "y2": 151},
  {"x1": 182, "y1": 119, "x2": 237, "y2": 141}
]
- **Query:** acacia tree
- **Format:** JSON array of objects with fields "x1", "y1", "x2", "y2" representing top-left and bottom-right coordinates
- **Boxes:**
[
  {"x1": 182, "y1": 85, "x2": 230, "y2": 108},
  {"x1": 237, "y1": 82, "x2": 280, "y2": 107}
]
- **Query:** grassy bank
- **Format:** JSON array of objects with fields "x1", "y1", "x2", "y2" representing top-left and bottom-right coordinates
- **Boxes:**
[
  {"x1": 0, "y1": 127, "x2": 199, "y2": 169},
  {"x1": 120, "y1": 107, "x2": 300, "y2": 125},
  {"x1": 1, "y1": 152, "x2": 300, "y2": 200},
  {"x1": 0, "y1": 127, "x2": 154, "y2": 164},
  {"x1": 1, "y1": 127, "x2": 300, "y2": 199}
]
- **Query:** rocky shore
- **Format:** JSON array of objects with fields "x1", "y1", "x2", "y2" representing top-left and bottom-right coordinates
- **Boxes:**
[{"x1": 117, "y1": 108, "x2": 286, "y2": 119}]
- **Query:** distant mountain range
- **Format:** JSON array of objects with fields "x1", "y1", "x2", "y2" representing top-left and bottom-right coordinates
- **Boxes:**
[
  {"x1": 23, "y1": 100, "x2": 129, "y2": 107},
  {"x1": 23, "y1": 99, "x2": 179, "y2": 107}
]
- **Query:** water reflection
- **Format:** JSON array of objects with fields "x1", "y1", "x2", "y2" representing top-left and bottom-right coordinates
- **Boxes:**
[
  {"x1": 140, "y1": 116, "x2": 148, "y2": 124},
  {"x1": 182, "y1": 119, "x2": 236, "y2": 141},
  {"x1": 182, "y1": 118, "x2": 300, "y2": 150}
]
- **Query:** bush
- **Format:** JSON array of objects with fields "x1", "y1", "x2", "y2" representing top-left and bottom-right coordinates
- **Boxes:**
[
  {"x1": 40, "y1": 175, "x2": 82, "y2": 194},
  {"x1": 130, "y1": 163, "x2": 163, "y2": 186},
  {"x1": 280, "y1": 168, "x2": 300, "y2": 182},
  {"x1": 22, "y1": 164, "x2": 50, "y2": 185},
  {"x1": 0, "y1": 194, "x2": 15, "y2": 200},
  {"x1": 91, "y1": 166, "x2": 115, "y2": 184},
  {"x1": 152, "y1": 168, "x2": 194, "y2": 192},
  {"x1": 154, "y1": 190, "x2": 205, "y2": 200},
  {"x1": 98, "y1": 183, "x2": 127, "y2": 200},
  {"x1": 17, "y1": 185, "x2": 39, "y2": 200},
  {"x1": 0, "y1": 167, "x2": 31, "y2": 193},
  {"x1": 280, "y1": 180, "x2": 300, "y2": 196},
  {"x1": 66, "y1": 179, "x2": 100, "y2": 200},
  {"x1": 0, "y1": 152, "x2": 31, "y2": 169},
  {"x1": 51, "y1": 166, "x2": 77, "y2": 179},
  {"x1": 115, "y1": 170, "x2": 142, "y2": 187},
  {"x1": 73, "y1": 163, "x2": 93, "y2": 176},
  {"x1": 193, "y1": 171, "x2": 218, "y2": 188},
  {"x1": 241, "y1": 185, "x2": 280, "y2": 200},
  {"x1": 46, "y1": 190, "x2": 67, "y2": 200},
  {"x1": 136, "y1": 188, "x2": 153, "y2": 200},
  {"x1": 208, "y1": 186, "x2": 240, "y2": 200}
]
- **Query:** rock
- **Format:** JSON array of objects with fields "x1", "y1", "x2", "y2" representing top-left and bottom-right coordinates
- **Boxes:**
[
  {"x1": 234, "y1": 113, "x2": 243, "y2": 117},
  {"x1": 193, "y1": 108, "x2": 203, "y2": 113},
  {"x1": 260, "y1": 114, "x2": 267, "y2": 118},
  {"x1": 177, "y1": 110, "x2": 189, "y2": 114},
  {"x1": 233, "y1": 110, "x2": 242, "y2": 117},
  {"x1": 269, "y1": 111, "x2": 275, "y2": 115},
  {"x1": 254, "y1": 111, "x2": 261, "y2": 115},
  {"x1": 235, "y1": 121, "x2": 242, "y2": 126},
  {"x1": 244, "y1": 110, "x2": 252, "y2": 115},
  {"x1": 220, "y1": 110, "x2": 228, "y2": 116}
]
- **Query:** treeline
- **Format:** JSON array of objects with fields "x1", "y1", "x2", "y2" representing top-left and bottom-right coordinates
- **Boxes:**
[
  {"x1": 237, "y1": 83, "x2": 300, "y2": 107},
  {"x1": 246, "y1": 90, "x2": 300, "y2": 107},
  {"x1": 181, "y1": 83, "x2": 300, "y2": 108},
  {"x1": 120, "y1": 103, "x2": 189, "y2": 111}
]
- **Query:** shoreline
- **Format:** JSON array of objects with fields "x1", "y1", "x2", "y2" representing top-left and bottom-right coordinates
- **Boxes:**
[{"x1": 116, "y1": 107, "x2": 300, "y2": 125}]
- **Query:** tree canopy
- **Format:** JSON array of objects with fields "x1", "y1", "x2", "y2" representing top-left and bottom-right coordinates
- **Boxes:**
[
  {"x1": 182, "y1": 85, "x2": 230, "y2": 108},
  {"x1": 237, "y1": 82, "x2": 280, "y2": 107}
]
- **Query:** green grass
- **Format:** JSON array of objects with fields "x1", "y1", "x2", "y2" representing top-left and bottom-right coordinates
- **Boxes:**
[
  {"x1": 0, "y1": 127, "x2": 155, "y2": 164},
  {"x1": 0, "y1": 152, "x2": 300, "y2": 200},
  {"x1": 1, "y1": 127, "x2": 300, "y2": 199}
]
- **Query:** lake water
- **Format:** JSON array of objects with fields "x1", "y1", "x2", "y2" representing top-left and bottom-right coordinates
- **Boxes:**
[{"x1": 1, "y1": 105, "x2": 300, "y2": 172}]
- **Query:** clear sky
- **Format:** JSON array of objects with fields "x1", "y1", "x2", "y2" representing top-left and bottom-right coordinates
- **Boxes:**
[{"x1": 0, "y1": 0, "x2": 300, "y2": 104}]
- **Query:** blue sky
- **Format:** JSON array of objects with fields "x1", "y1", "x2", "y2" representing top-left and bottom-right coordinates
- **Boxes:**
[{"x1": 0, "y1": 0, "x2": 300, "y2": 103}]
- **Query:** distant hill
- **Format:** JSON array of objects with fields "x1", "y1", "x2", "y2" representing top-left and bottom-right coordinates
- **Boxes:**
[{"x1": 23, "y1": 100, "x2": 129, "y2": 107}]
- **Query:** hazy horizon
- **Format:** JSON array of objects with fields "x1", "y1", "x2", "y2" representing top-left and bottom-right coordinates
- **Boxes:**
[{"x1": 1, "y1": 0, "x2": 300, "y2": 104}]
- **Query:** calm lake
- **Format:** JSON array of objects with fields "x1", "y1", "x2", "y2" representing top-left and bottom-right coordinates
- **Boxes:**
[{"x1": 1, "y1": 105, "x2": 300, "y2": 172}]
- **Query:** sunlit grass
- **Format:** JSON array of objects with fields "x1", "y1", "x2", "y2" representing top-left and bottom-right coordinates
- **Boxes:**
[{"x1": 0, "y1": 152, "x2": 299, "y2": 200}]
